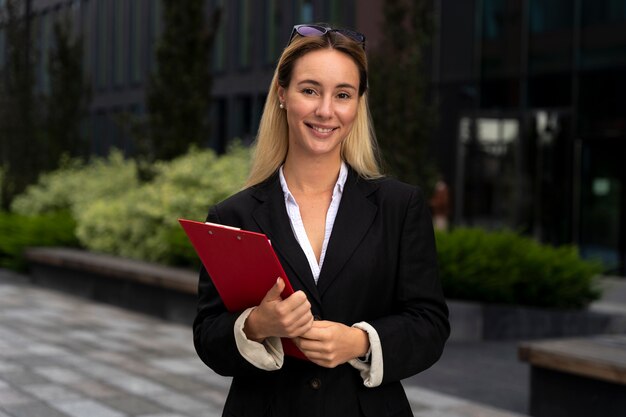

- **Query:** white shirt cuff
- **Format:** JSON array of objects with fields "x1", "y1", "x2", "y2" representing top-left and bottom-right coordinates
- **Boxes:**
[
  {"x1": 234, "y1": 307, "x2": 284, "y2": 371},
  {"x1": 348, "y1": 321, "x2": 384, "y2": 387}
]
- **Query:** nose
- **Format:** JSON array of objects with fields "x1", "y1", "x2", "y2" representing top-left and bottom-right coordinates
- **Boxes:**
[{"x1": 315, "y1": 95, "x2": 333, "y2": 118}]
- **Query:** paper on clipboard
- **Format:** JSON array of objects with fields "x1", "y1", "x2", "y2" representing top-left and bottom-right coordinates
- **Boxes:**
[{"x1": 178, "y1": 218, "x2": 307, "y2": 360}]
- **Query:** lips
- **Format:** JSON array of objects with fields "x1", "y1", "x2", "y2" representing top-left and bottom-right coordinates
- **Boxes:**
[{"x1": 306, "y1": 123, "x2": 337, "y2": 134}]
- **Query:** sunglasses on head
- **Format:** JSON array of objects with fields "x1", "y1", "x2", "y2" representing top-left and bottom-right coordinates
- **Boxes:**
[{"x1": 287, "y1": 24, "x2": 366, "y2": 49}]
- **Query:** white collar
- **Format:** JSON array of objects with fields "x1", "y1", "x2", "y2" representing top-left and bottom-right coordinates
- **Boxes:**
[{"x1": 279, "y1": 161, "x2": 348, "y2": 200}]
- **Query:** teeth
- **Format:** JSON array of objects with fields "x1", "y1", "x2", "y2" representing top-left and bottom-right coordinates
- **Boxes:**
[{"x1": 311, "y1": 125, "x2": 333, "y2": 133}]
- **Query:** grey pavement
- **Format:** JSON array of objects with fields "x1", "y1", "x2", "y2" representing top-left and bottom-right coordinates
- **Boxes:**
[
  {"x1": 0, "y1": 268, "x2": 532, "y2": 417},
  {"x1": 406, "y1": 341, "x2": 529, "y2": 414}
]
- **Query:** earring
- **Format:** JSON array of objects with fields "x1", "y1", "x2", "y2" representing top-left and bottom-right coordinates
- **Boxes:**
[{"x1": 279, "y1": 103, "x2": 284, "y2": 109}]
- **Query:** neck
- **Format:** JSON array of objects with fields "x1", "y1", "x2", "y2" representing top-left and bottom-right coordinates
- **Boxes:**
[{"x1": 283, "y1": 156, "x2": 342, "y2": 194}]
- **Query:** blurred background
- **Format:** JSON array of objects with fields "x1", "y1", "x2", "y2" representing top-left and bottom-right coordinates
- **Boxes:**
[
  {"x1": 1, "y1": 2, "x2": 625, "y2": 416},
  {"x1": 1, "y1": 0, "x2": 624, "y2": 276}
]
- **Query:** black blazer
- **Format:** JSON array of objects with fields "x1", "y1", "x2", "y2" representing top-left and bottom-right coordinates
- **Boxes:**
[{"x1": 193, "y1": 168, "x2": 450, "y2": 417}]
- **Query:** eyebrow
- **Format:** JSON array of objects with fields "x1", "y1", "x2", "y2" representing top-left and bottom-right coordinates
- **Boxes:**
[{"x1": 297, "y1": 79, "x2": 357, "y2": 91}]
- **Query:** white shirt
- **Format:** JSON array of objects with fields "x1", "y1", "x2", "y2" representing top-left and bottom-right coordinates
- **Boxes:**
[
  {"x1": 233, "y1": 162, "x2": 383, "y2": 387},
  {"x1": 279, "y1": 162, "x2": 347, "y2": 284}
]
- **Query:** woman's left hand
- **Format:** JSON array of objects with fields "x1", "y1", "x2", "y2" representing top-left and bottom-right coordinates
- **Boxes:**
[{"x1": 294, "y1": 320, "x2": 369, "y2": 368}]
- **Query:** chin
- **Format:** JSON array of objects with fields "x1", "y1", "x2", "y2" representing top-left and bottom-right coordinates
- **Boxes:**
[{"x1": 307, "y1": 142, "x2": 342, "y2": 157}]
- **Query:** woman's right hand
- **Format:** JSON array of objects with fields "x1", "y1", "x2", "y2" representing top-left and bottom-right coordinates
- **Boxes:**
[{"x1": 243, "y1": 278, "x2": 314, "y2": 343}]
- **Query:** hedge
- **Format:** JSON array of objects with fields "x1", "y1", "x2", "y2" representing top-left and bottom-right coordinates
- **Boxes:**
[
  {"x1": 11, "y1": 144, "x2": 250, "y2": 266},
  {"x1": 0, "y1": 211, "x2": 79, "y2": 270},
  {"x1": 7, "y1": 146, "x2": 602, "y2": 309},
  {"x1": 435, "y1": 228, "x2": 603, "y2": 309}
]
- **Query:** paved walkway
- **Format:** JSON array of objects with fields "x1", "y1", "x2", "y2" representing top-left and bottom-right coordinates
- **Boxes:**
[
  {"x1": 407, "y1": 341, "x2": 529, "y2": 414},
  {"x1": 0, "y1": 269, "x2": 530, "y2": 417}
]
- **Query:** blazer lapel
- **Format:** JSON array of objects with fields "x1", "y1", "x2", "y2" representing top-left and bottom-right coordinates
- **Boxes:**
[
  {"x1": 251, "y1": 176, "x2": 321, "y2": 306},
  {"x1": 317, "y1": 169, "x2": 378, "y2": 297}
]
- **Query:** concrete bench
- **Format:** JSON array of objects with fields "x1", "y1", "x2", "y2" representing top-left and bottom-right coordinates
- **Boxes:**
[
  {"x1": 518, "y1": 335, "x2": 626, "y2": 417},
  {"x1": 24, "y1": 247, "x2": 199, "y2": 323}
]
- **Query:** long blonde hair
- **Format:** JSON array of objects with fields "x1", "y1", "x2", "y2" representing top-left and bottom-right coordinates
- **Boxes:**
[{"x1": 245, "y1": 30, "x2": 382, "y2": 187}]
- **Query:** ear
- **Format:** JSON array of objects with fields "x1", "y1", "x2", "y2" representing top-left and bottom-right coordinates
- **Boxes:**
[{"x1": 277, "y1": 85, "x2": 286, "y2": 104}]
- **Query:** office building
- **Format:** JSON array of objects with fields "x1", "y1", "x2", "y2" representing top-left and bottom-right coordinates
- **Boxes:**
[{"x1": 2, "y1": 0, "x2": 624, "y2": 273}]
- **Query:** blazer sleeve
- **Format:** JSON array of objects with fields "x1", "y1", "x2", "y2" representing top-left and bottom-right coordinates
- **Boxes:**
[
  {"x1": 369, "y1": 186, "x2": 450, "y2": 384},
  {"x1": 192, "y1": 206, "x2": 272, "y2": 378}
]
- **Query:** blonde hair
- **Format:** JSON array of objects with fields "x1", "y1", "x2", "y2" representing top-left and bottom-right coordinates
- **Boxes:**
[{"x1": 245, "y1": 31, "x2": 382, "y2": 187}]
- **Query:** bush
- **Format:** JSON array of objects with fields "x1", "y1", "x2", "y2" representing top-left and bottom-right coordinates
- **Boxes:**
[
  {"x1": 435, "y1": 228, "x2": 603, "y2": 309},
  {"x1": 73, "y1": 144, "x2": 250, "y2": 265},
  {"x1": 6, "y1": 145, "x2": 603, "y2": 309},
  {"x1": 0, "y1": 211, "x2": 79, "y2": 270},
  {"x1": 11, "y1": 150, "x2": 139, "y2": 216},
  {"x1": 11, "y1": 144, "x2": 250, "y2": 266}
]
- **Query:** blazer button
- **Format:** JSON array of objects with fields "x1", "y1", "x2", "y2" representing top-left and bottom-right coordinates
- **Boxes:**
[{"x1": 309, "y1": 378, "x2": 322, "y2": 390}]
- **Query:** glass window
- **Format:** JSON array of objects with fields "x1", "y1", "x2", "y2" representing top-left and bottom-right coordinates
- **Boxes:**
[
  {"x1": 0, "y1": 26, "x2": 5, "y2": 69},
  {"x1": 253, "y1": 94, "x2": 267, "y2": 135},
  {"x1": 529, "y1": 0, "x2": 573, "y2": 33},
  {"x1": 113, "y1": 0, "x2": 125, "y2": 86},
  {"x1": 125, "y1": 104, "x2": 141, "y2": 154},
  {"x1": 81, "y1": 111, "x2": 93, "y2": 154},
  {"x1": 458, "y1": 115, "x2": 527, "y2": 229},
  {"x1": 148, "y1": 0, "x2": 162, "y2": 73},
  {"x1": 581, "y1": 0, "x2": 626, "y2": 69},
  {"x1": 582, "y1": 0, "x2": 626, "y2": 25},
  {"x1": 528, "y1": 0, "x2": 573, "y2": 73},
  {"x1": 71, "y1": 0, "x2": 81, "y2": 36},
  {"x1": 295, "y1": 0, "x2": 314, "y2": 23},
  {"x1": 210, "y1": 98, "x2": 227, "y2": 153},
  {"x1": 579, "y1": 70, "x2": 626, "y2": 137},
  {"x1": 41, "y1": 11, "x2": 53, "y2": 95},
  {"x1": 129, "y1": 0, "x2": 143, "y2": 84},
  {"x1": 82, "y1": 0, "x2": 92, "y2": 82},
  {"x1": 234, "y1": 95, "x2": 253, "y2": 140},
  {"x1": 327, "y1": 0, "x2": 345, "y2": 25},
  {"x1": 529, "y1": 111, "x2": 575, "y2": 246},
  {"x1": 110, "y1": 108, "x2": 129, "y2": 153},
  {"x1": 579, "y1": 140, "x2": 625, "y2": 274},
  {"x1": 152, "y1": 0, "x2": 162, "y2": 37},
  {"x1": 481, "y1": 78, "x2": 520, "y2": 109},
  {"x1": 482, "y1": 0, "x2": 507, "y2": 40},
  {"x1": 211, "y1": 0, "x2": 226, "y2": 72},
  {"x1": 528, "y1": 73, "x2": 571, "y2": 107},
  {"x1": 93, "y1": 111, "x2": 105, "y2": 155},
  {"x1": 237, "y1": 0, "x2": 251, "y2": 68},
  {"x1": 96, "y1": 0, "x2": 109, "y2": 89},
  {"x1": 264, "y1": 0, "x2": 281, "y2": 64},
  {"x1": 30, "y1": 14, "x2": 42, "y2": 94},
  {"x1": 480, "y1": 0, "x2": 522, "y2": 78}
]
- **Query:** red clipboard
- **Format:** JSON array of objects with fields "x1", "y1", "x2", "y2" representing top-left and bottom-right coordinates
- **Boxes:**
[{"x1": 179, "y1": 219, "x2": 308, "y2": 360}]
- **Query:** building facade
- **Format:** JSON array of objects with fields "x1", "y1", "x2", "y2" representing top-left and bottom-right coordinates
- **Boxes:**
[
  {"x1": 1, "y1": 0, "x2": 372, "y2": 155},
  {"x1": 435, "y1": 0, "x2": 626, "y2": 274},
  {"x1": 1, "y1": 0, "x2": 624, "y2": 273}
]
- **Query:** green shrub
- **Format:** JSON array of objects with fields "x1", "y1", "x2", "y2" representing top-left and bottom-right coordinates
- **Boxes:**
[
  {"x1": 5, "y1": 144, "x2": 603, "y2": 309},
  {"x1": 11, "y1": 150, "x2": 139, "y2": 216},
  {"x1": 0, "y1": 211, "x2": 80, "y2": 270},
  {"x1": 74, "y1": 144, "x2": 250, "y2": 265},
  {"x1": 435, "y1": 228, "x2": 603, "y2": 309},
  {"x1": 11, "y1": 144, "x2": 250, "y2": 266}
]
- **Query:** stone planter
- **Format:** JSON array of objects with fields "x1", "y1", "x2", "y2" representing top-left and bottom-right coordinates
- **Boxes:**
[
  {"x1": 24, "y1": 247, "x2": 624, "y2": 340},
  {"x1": 448, "y1": 300, "x2": 621, "y2": 342}
]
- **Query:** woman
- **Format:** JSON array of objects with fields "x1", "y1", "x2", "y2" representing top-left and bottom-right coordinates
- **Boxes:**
[{"x1": 193, "y1": 24, "x2": 449, "y2": 417}]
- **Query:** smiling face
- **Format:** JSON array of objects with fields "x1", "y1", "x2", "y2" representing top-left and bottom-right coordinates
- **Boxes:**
[{"x1": 278, "y1": 48, "x2": 360, "y2": 162}]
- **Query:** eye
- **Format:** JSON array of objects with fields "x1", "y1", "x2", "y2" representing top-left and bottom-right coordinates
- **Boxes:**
[
  {"x1": 301, "y1": 88, "x2": 316, "y2": 95},
  {"x1": 337, "y1": 92, "x2": 352, "y2": 100}
]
